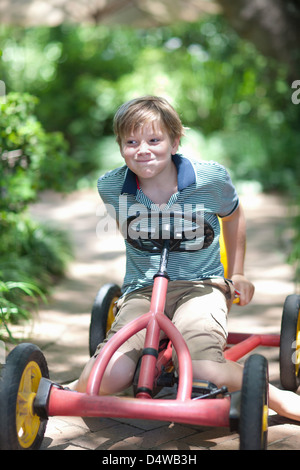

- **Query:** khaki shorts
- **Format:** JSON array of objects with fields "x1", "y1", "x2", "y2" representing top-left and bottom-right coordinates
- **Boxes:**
[{"x1": 94, "y1": 279, "x2": 235, "y2": 367}]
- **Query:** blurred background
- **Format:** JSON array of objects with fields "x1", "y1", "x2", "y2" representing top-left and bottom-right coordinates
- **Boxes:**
[{"x1": 0, "y1": 0, "x2": 299, "y2": 339}]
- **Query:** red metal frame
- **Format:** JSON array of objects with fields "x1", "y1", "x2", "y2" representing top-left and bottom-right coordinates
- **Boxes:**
[
  {"x1": 225, "y1": 332, "x2": 280, "y2": 362},
  {"x1": 47, "y1": 274, "x2": 280, "y2": 428}
]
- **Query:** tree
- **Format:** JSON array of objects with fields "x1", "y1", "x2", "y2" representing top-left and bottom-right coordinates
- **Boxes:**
[
  {"x1": 216, "y1": 0, "x2": 300, "y2": 80},
  {"x1": 1, "y1": 0, "x2": 299, "y2": 78}
]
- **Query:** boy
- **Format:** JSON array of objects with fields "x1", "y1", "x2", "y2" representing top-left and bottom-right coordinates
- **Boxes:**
[{"x1": 76, "y1": 96, "x2": 300, "y2": 421}]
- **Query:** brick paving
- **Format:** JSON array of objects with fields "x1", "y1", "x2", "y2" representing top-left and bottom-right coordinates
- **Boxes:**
[
  {"x1": 20, "y1": 189, "x2": 300, "y2": 450},
  {"x1": 40, "y1": 410, "x2": 300, "y2": 451}
]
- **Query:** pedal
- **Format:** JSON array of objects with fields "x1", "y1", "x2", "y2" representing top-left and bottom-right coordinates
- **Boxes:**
[{"x1": 192, "y1": 380, "x2": 228, "y2": 399}]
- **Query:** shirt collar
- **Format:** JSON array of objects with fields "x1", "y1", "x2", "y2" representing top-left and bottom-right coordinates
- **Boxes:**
[{"x1": 121, "y1": 154, "x2": 196, "y2": 195}]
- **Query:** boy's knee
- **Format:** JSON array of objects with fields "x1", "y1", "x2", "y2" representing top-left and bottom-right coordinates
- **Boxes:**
[
  {"x1": 191, "y1": 359, "x2": 229, "y2": 388},
  {"x1": 77, "y1": 352, "x2": 136, "y2": 395},
  {"x1": 101, "y1": 353, "x2": 136, "y2": 394},
  {"x1": 192, "y1": 359, "x2": 219, "y2": 382}
]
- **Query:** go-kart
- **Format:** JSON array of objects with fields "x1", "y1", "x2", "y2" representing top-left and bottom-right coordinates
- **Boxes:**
[{"x1": 0, "y1": 211, "x2": 299, "y2": 451}]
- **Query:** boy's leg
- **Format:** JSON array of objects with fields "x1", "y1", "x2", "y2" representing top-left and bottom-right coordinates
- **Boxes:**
[
  {"x1": 169, "y1": 280, "x2": 300, "y2": 421},
  {"x1": 192, "y1": 359, "x2": 300, "y2": 421},
  {"x1": 76, "y1": 286, "x2": 153, "y2": 394},
  {"x1": 268, "y1": 384, "x2": 300, "y2": 421},
  {"x1": 192, "y1": 358, "x2": 243, "y2": 392},
  {"x1": 76, "y1": 351, "x2": 137, "y2": 394},
  {"x1": 169, "y1": 281, "x2": 231, "y2": 368}
]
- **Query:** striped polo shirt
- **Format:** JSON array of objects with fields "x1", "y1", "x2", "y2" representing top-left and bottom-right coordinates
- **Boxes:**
[{"x1": 97, "y1": 154, "x2": 239, "y2": 295}]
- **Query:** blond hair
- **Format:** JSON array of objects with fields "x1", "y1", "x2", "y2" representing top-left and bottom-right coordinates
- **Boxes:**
[{"x1": 113, "y1": 96, "x2": 185, "y2": 147}]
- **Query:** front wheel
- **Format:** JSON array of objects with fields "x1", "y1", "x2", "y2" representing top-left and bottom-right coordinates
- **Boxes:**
[
  {"x1": 239, "y1": 354, "x2": 269, "y2": 450},
  {"x1": 89, "y1": 283, "x2": 121, "y2": 357},
  {"x1": 279, "y1": 294, "x2": 300, "y2": 391},
  {"x1": 0, "y1": 343, "x2": 49, "y2": 450}
]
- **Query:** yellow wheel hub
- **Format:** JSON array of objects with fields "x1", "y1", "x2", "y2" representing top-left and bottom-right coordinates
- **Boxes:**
[
  {"x1": 16, "y1": 361, "x2": 42, "y2": 449},
  {"x1": 106, "y1": 296, "x2": 119, "y2": 334},
  {"x1": 260, "y1": 403, "x2": 269, "y2": 447},
  {"x1": 262, "y1": 404, "x2": 268, "y2": 433}
]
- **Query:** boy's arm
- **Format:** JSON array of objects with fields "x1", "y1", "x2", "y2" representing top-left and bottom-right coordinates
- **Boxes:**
[{"x1": 221, "y1": 204, "x2": 255, "y2": 306}]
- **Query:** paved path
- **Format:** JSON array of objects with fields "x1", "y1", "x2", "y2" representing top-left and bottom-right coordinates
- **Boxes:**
[{"x1": 17, "y1": 188, "x2": 300, "y2": 450}]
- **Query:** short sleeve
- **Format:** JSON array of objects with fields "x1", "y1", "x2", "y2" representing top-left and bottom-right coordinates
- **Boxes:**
[{"x1": 217, "y1": 169, "x2": 239, "y2": 218}]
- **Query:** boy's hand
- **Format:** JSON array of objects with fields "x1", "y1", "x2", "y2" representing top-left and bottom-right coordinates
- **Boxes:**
[{"x1": 231, "y1": 274, "x2": 255, "y2": 306}]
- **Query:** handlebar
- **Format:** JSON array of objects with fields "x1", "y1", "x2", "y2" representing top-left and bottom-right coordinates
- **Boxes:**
[{"x1": 122, "y1": 210, "x2": 215, "y2": 253}]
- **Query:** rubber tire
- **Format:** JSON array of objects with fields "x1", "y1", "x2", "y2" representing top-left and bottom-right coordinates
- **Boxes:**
[
  {"x1": 279, "y1": 294, "x2": 300, "y2": 391},
  {"x1": 0, "y1": 343, "x2": 49, "y2": 450},
  {"x1": 239, "y1": 354, "x2": 269, "y2": 450},
  {"x1": 89, "y1": 283, "x2": 121, "y2": 357}
]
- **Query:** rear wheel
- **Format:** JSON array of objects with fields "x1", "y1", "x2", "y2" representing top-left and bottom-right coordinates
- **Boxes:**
[
  {"x1": 89, "y1": 283, "x2": 121, "y2": 357},
  {"x1": 239, "y1": 354, "x2": 269, "y2": 450},
  {"x1": 279, "y1": 294, "x2": 300, "y2": 391},
  {"x1": 0, "y1": 343, "x2": 49, "y2": 450}
]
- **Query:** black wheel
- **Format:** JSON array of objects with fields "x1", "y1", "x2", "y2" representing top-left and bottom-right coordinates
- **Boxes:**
[
  {"x1": 279, "y1": 294, "x2": 300, "y2": 391},
  {"x1": 0, "y1": 343, "x2": 49, "y2": 450},
  {"x1": 239, "y1": 354, "x2": 269, "y2": 450},
  {"x1": 89, "y1": 283, "x2": 121, "y2": 357}
]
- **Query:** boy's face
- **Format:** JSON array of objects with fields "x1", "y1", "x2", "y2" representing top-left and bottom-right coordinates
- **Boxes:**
[{"x1": 120, "y1": 122, "x2": 180, "y2": 182}]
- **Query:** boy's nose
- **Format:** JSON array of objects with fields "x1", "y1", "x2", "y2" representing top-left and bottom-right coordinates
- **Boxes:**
[{"x1": 137, "y1": 141, "x2": 150, "y2": 155}]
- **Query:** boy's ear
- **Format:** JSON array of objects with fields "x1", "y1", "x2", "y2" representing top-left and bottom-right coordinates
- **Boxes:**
[{"x1": 171, "y1": 137, "x2": 180, "y2": 155}]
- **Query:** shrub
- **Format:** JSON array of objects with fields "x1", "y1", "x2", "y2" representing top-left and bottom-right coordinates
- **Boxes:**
[{"x1": 0, "y1": 92, "x2": 73, "y2": 339}]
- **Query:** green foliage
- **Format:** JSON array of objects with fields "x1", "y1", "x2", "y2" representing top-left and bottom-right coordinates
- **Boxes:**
[
  {"x1": 1, "y1": 215, "x2": 73, "y2": 282},
  {"x1": 0, "y1": 215, "x2": 73, "y2": 340},
  {"x1": 0, "y1": 17, "x2": 299, "y2": 285},
  {"x1": 288, "y1": 194, "x2": 300, "y2": 284},
  {"x1": 0, "y1": 280, "x2": 46, "y2": 342},
  {"x1": 0, "y1": 92, "x2": 75, "y2": 204},
  {"x1": 0, "y1": 92, "x2": 73, "y2": 338},
  {"x1": 1, "y1": 18, "x2": 299, "y2": 192}
]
